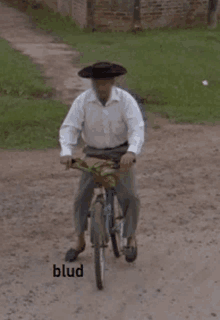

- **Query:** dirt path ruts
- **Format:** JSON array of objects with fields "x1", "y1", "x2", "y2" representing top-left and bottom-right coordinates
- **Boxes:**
[
  {"x1": 0, "y1": 2, "x2": 220, "y2": 320},
  {"x1": 0, "y1": 1, "x2": 91, "y2": 105}
]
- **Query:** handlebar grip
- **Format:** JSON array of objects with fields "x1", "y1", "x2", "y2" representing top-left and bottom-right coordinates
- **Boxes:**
[{"x1": 112, "y1": 158, "x2": 136, "y2": 169}]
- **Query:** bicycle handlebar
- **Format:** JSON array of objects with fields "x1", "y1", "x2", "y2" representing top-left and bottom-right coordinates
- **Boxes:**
[
  {"x1": 70, "y1": 157, "x2": 136, "y2": 188},
  {"x1": 71, "y1": 158, "x2": 136, "y2": 169}
]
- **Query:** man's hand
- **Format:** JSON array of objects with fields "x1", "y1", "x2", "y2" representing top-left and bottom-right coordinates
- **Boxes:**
[
  {"x1": 60, "y1": 155, "x2": 73, "y2": 170},
  {"x1": 120, "y1": 152, "x2": 136, "y2": 172}
]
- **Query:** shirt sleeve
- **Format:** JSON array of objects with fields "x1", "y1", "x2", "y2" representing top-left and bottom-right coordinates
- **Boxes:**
[
  {"x1": 59, "y1": 94, "x2": 85, "y2": 157},
  {"x1": 122, "y1": 92, "x2": 145, "y2": 155}
]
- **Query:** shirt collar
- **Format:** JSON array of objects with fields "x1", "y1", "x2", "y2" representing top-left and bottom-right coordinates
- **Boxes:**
[{"x1": 87, "y1": 86, "x2": 120, "y2": 105}]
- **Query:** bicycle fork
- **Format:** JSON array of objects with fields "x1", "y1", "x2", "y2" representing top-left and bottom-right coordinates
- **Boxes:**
[
  {"x1": 93, "y1": 188, "x2": 115, "y2": 244},
  {"x1": 91, "y1": 188, "x2": 110, "y2": 246}
]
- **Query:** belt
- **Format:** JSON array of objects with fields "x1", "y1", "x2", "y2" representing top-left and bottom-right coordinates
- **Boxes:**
[
  {"x1": 84, "y1": 141, "x2": 129, "y2": 162},
  {"x1": 88, "y1": 141, "x2": 128, "y2": 151}
]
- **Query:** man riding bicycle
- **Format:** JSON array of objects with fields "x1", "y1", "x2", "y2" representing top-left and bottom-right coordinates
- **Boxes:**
[{"x1": 59, "y1": 61, "x2": 145, "y2": 263}]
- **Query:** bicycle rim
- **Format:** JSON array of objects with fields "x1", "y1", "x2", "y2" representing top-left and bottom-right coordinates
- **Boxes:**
[{"x1": 93, "y1": 201, "x2": 105, "y2": 290}]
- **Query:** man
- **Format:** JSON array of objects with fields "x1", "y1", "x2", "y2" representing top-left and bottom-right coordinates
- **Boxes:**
[{"x1": 59, "y1": 61, "x2": 145, "y2": 263}]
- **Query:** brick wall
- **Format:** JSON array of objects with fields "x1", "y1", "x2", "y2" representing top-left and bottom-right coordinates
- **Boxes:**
[
  {"x1": 94, "y1": 0, "x2": 220, "y2": 32},
  {"x1": 41, "y1": 0, "x2": 57, "y2": 12},
  {"x1": 140, "y1": 0, "x2": 211, "y2": 30},
  {"x1": 41, "y1": 0, "x2": 87, "y2": 28},
  {"x1": 93, "y1": 0, "x2": 134, "y2": 32},
  {"x1": 40, "y1": 0, "x2": 220, "y2": 32},
  {"x1": 57, "y1": 0, "x2": 72, "y2": 16},
  {"x1": 71, "y1": 0, "x2": 87, "y2": 28}
]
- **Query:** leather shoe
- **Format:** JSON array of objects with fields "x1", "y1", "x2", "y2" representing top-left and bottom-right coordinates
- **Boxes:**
[
  {"x1": 65, "y1": 243, "x2": 86, "y2": 262},
  {"x1": 124, "y1": 235, "x2": 137, "y2": 263},
  {"x1": 124, "y1": 245, "x2": 137, "y2": 263}
]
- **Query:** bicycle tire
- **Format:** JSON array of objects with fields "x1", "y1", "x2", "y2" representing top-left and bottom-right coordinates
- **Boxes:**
[
  {"x1": 111, "y1": 232, "x2": 120, "y2": 258},
  {"x1": 93, "y1": 201, "x2": 106, "y2": 290},
  {"x1": 111, "y1": 195, "x2": 124, "y2": 258}
]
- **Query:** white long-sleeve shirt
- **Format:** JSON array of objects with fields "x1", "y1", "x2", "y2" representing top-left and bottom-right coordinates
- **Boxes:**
[{"x1": 59, "y1": 85, "x2": 145, "y2": 157}]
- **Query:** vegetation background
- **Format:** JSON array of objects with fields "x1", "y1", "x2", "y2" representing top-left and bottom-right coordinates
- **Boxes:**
[{"x1": 1, "y1": 0, "x2": 220, "y2": 151}]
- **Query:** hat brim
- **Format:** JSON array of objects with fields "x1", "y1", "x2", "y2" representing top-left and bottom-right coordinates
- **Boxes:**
[{"x1": 78, "y1": 64, "x2": 127, "y2": 79}]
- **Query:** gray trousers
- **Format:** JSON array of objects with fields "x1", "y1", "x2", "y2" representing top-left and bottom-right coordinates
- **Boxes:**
[{"x1": 72, "y1": 152, "x2": 140, "y2": 239}]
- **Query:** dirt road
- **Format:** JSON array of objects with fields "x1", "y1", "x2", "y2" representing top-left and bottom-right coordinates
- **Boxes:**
[{"x1": 0, "y1": 2, "x2": 220, "y2": 319}]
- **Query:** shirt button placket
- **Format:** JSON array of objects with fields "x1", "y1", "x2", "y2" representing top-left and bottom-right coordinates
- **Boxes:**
[{"x1": 102, "y1": 109, "x2": 110, "y2": 145}]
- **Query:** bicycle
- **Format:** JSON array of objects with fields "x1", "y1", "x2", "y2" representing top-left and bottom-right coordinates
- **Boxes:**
[{"x1": 70, "y1": 156, "x2": 136, "y2": 290}]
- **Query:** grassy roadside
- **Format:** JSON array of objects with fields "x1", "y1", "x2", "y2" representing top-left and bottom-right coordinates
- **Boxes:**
[
  {"x1": 0, "y1": 37, "x2": 69, "y2": 150},
  {"x1": 0, "y1": 0, "x2": 220, "y2": 151}
]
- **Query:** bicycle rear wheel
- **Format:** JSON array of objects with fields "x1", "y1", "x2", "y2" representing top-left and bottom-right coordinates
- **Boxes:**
[{"x1": 93, "y1": 201, "x2": 106, "y2": 290}]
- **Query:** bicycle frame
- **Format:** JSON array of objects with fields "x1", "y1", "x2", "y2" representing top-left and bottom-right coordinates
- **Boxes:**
[
  {"x1": 92, "y1": 184, "x2": 125, "y2": 250},
  {"x1": 70, "y1": 157, "x2": 135, "y2": 250}
]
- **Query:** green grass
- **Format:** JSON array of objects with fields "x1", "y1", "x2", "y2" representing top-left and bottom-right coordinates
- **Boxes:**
[
  {"x1": 0, "y1": 37, "x2": 69, "y2": 150},
  {"x1": 0, "y1": 0, "x2": 220, "y2": 151}
]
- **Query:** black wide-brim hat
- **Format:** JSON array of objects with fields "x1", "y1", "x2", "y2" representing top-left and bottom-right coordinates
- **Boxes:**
[{"x1": 78, "y1": 61, "x2": 127, "y2": 79}]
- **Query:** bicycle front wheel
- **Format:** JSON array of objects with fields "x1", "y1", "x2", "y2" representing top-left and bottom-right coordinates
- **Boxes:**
[
  {"x1": 93, "y1": 201, "x2": 106, "y2": 290},
  {"x1": 111, "y1": 194, "x2": 124, "y2": 258}
]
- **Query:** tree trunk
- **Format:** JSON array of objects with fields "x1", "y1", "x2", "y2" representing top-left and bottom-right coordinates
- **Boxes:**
[{"x1": 208, "y1": 0, "x2": 219, "y2": 29}]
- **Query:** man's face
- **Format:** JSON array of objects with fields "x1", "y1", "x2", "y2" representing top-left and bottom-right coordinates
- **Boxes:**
[{"x1": 92, "y1": 78, "x2": 115, "y2": 101}]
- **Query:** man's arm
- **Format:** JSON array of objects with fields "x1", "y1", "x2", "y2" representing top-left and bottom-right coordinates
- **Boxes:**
[
  {"x1": 59, "y1": 127, "x2": 82, "y2": 157},
  {"x1": 120, "y1": 93, "x2": 145, "y2": 171},
  {"x1": 59, "y1": 94, "x2": 85, "y2": 158},
  {"x1": 123, "y1": 93, "x2": 145, "y2": 156}
]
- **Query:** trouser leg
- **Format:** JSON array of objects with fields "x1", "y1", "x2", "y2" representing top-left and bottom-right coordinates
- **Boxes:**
[
  {"x1": 73, "y1": 170, "x2": 95, "y2": 236},
  {"x1": 114, "y1": 164, "x2": 140, "y2": 239}
]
